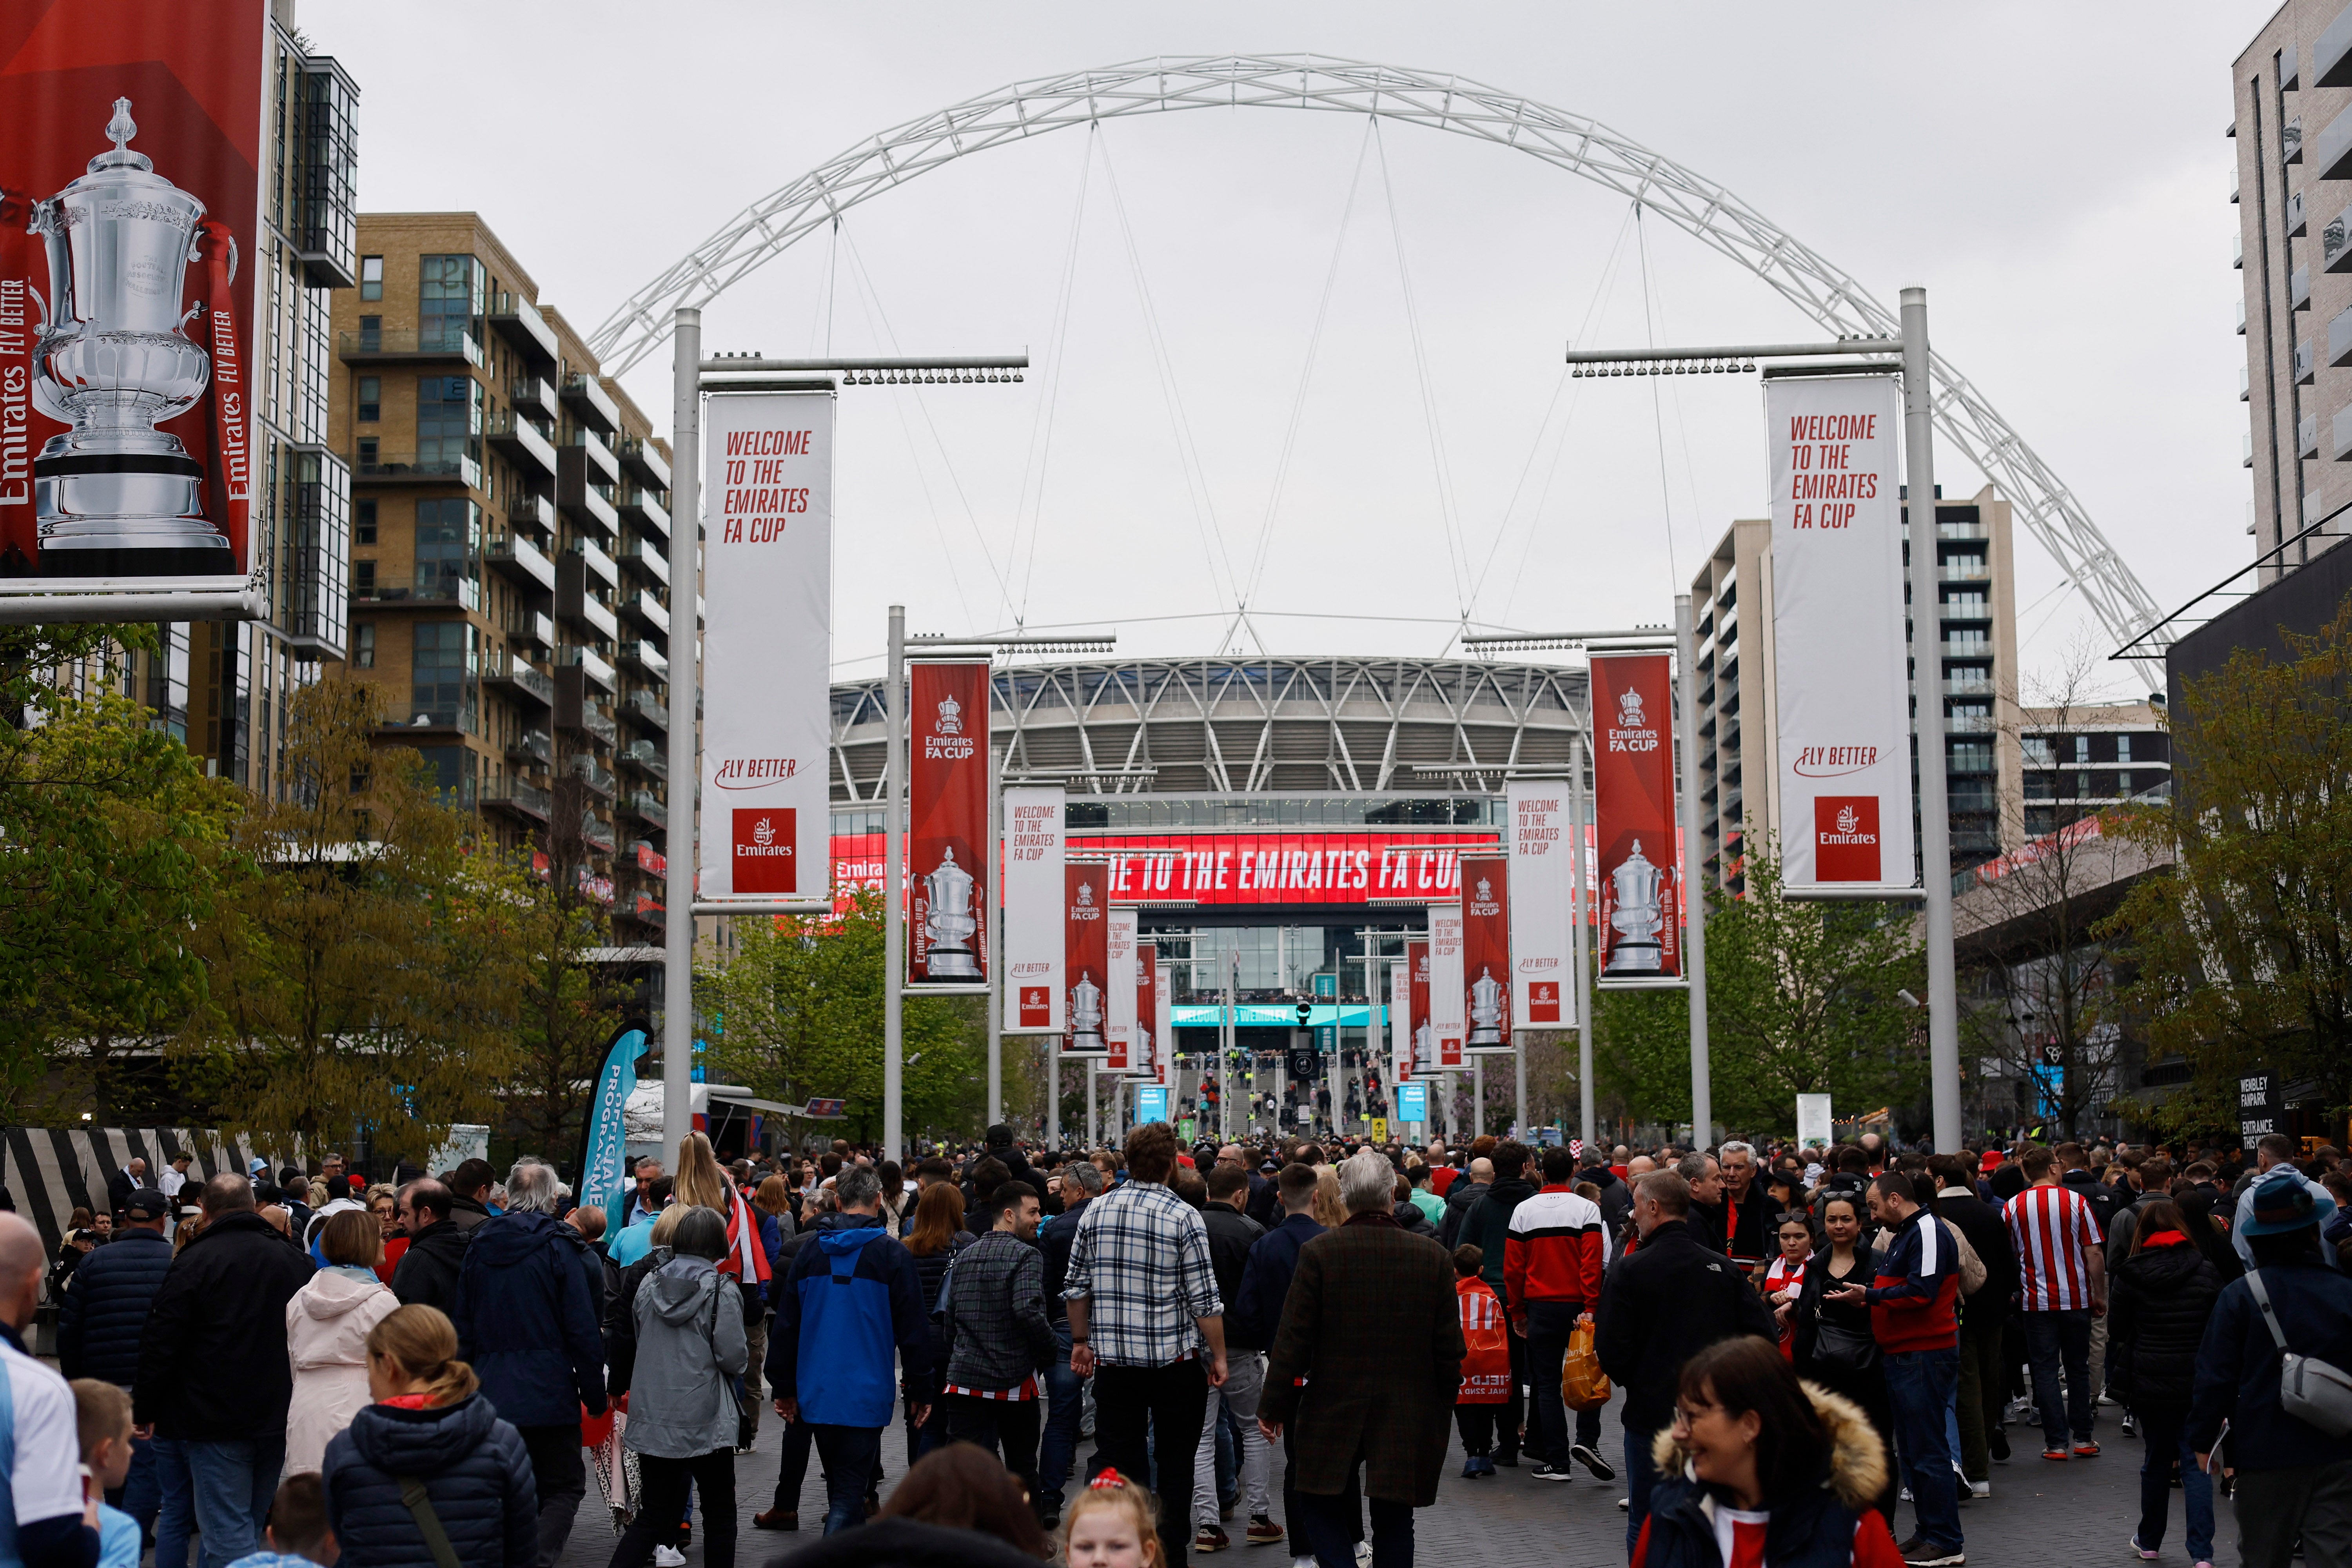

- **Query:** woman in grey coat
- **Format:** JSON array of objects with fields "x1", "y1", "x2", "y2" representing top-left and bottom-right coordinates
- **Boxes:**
[{"x1": 609, "y1": 1207, "x2": 748, "y2": 1568}]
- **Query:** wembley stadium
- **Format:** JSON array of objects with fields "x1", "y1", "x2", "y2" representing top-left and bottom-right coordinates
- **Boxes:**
[{"x1": 824, "y1": 656, "x2": 1588, "y2": 1132}]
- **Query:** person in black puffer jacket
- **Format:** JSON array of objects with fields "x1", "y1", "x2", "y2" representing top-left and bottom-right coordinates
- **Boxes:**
[
  {"x1": 58, "y1": 1189, "x2": 174, "y2": 1388},
  {"x1": 323, "y1": 1303, "x2": 537, "y2": 1568},
  {"x1": 2108, "y1": 1198, "x2": 2223, "y2": 1567}
]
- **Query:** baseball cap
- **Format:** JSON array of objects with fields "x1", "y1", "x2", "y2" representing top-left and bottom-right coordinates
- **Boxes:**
[
  {"x1": 1979, "y1": 1151, "x2": 2003, "y2": 1174},
  {"x1": 2244, "y1": 1169, "x2": 2335, "y2": 1236},
  {"x1": 122, "y1": 1188, "x2": 170, "y2": 1222}
]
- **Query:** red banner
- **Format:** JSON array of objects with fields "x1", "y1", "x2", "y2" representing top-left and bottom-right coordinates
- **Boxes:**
[
  {"x1": 1136, "y1": 944, "x2": 1158, "y2": 1080},
  {"x1": 1406, "y1": 938, "x2": 1432, "y2": 1078},
  {"x1": 1064, "y1": 862, "x2": 1109, "y2": 1054},
  {"x1": 0, "y1": 2, "x2": 267, "y2": 581},
  {"x1": 907, "y1": 662, "x2": 989, "y2": 983},
  {"x1": 1459, "y1": 854, "x2": 1512, "y2": 1053},
  {"x1": 1590, "y1": 654, "x2": 1682, "y2": 983}
]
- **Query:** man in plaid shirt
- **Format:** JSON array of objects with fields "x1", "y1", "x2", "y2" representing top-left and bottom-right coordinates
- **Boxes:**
[{"x1": 1065, "y1": 1122, "x2": 1229, "y2": 1568}]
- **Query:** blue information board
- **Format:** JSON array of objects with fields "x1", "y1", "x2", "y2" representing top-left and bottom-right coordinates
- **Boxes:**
[
  {"x1": 1395, "y1": 1082, "x2": 1428, "y2": 1123},
  {"x1": 1137, "y1": 1085, "x2": 1170, "y2": 1124}
]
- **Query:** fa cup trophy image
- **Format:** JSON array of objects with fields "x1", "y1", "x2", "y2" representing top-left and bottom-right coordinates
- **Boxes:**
[
  {"x1": 1466, "y1": 966, "x2": 1506, "y2": 1049},
  {"x1": 1068, "y1": 970, "x2": 1105, "y2": 1053},
  {"x1": 29, "y1": 100, "x2": 236, "y2": 576},
  {"x1": 1605, "y1": 838, "x2": 1666, "y2": 974},
  {"x1": 918, "y1": 846, "x2": 980, "y2": 978}
]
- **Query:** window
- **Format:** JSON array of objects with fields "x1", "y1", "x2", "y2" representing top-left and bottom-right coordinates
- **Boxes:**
[
  {"x1": 418, "y1": 254, "x2": 483, "y2": 352},
  {"x1": 416, "y1": 375, "x2": 481, "y2": 467},
  {"x1": 353, "y1": 622, "x2": 375, "y2": 668},
  {"x1": 411, "y1": 622, "x2": 475, "y2": 729},
  {"x1": 352, "y1": 558, "x2": 375, "y2": 598},
  {"x1": 359, "y1": 254, "x2": 383, "y2": 301},
  {"x1": 2074, "y1": 735, "x2": 2091, "y2": 764},
  {"x1": 2117, "y1": 771, "x2": 2133, "y2": 794},
  {"x1": 2022, "y1": 737, "x2": 2055, "y2": 768},
  {"x1": 358, "y1": 314, "x2": 381, "y2": 350},
  {"x1": 357, "y1": 376, "x2": 379, "y2": 423},
  {"x1": 413, "y1": 744, "x2": 477, "y2": 806},
  {"x1": 355, "y1": 498, "x2": 377, "y2": 545},
  {"x1": 357, "y1": 437, "x2": 378, "y2": 468},
  {"x1": 415, "y1": 498, "x2": 480, "y2": 602},
  {"x1": 2117, "y1": 734, "x2": 2134, "y2": 764}
]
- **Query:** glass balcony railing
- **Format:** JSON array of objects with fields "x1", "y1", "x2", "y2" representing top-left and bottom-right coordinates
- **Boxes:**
[
  {"x1": 340, "y1": 327, "x2": 483, "y2": 367},
  {"x1": 354, "y1": 449, "x2": 481, "y2": 488}
]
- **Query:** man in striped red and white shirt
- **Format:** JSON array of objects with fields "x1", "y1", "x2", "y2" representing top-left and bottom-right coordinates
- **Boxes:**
[{"x1": 2004, "y1": 1144, "x2": 2107, "y2": 1461}]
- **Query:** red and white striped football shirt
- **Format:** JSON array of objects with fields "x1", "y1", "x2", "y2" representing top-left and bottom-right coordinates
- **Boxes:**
[{"x1": 2005, "y1": 1182, "x2": 2103, "y2": 1312}]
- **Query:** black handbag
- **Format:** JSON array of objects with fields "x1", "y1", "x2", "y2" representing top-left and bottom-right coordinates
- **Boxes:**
[{"x1": 1811, "y1": 1319, "x2": 1880, "y2": 1370}]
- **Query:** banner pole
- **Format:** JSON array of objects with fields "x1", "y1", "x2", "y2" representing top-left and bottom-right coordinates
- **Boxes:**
[
  {"x1": 884, "y1": 604, "x2": 905, "y2": 1162},
  {"x1": 1047, "y1": 1041, "x2": 1060, "y2": 1152},
  {"x1": 986, "y1": 740, "x2": 1003, "y2": 1129},
  {"x1": 1902, "y1": 287, "x2": 1962, "y2": 1154},
  {"x1": 662, "y1": 309, "x2": 700, "y2": 1158},
  {"x1": 1571, "y1": 731, "x2": 1595, "y2": 1150},
  {"x1": 1677, "y1": 592, "x2": 1713, "y2": 1145}
]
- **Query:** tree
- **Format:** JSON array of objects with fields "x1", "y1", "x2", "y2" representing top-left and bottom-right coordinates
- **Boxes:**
[
  {"x1": 702, "y1": 887, "x2": 988, "y2": 1148},
  {"x1": 501, "y1": 852, "x2": 633, "y2": 1160},
  {"x1": 184, "y1": 681, "x2": 526, "y2": 1166},
  {"x1": 2107, "y1": 597, "x2": 2352, "y2": 1132},
  {"x1": 0, "y1": 626, "x2": 239, "y2": 1121}
]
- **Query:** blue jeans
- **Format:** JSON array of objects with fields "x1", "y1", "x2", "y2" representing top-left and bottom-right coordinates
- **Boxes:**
[
  {"x1": 811, "y1": 1424, "x2": 883, "y2": 1535},
  {"x1": 2135, "y1": 1405, "x2": 2214, "y2": 1562},
  {"x1": 1884, "y1": 1347, "x2": 1963, "y2": 1553},
  {"x1": 183, "y1": 1436, "x2": 285, "y2": 1568},
  {"x1": 151, "y1": 1437, "x2": 196, "y2": 1568},
  {"x1": 1624, "y1": 1424, "x2": 1660, "y2": 1557},
  {"x1": 1038, "y1": 1323, "x2": 1086, "y2": 1510}
]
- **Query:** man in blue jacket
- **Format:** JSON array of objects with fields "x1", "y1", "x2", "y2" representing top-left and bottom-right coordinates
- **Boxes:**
[
  {"x1": 2191, "y1": 1170, "x2": 2352, "y2": 1568},
  {"x1": 768, "y1": 1164, "x2": 936, "y2": 1535},
  {"x1": 451, "y1": 1158, "x2": 606, "y2": 1568},
  {"x1": 60, "y1": 1187, "x2": 174, "y2": 1537}
]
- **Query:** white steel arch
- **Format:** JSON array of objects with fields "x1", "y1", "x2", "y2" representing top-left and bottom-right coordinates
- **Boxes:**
[{"x1": 590, "y1": 53, "x2": 2163, "y2": 652}]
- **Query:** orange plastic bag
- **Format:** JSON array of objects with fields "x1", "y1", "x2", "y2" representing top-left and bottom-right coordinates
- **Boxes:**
[{"x1": 1562, "y1": 1319, "x2": 1611, "y2": 1411}]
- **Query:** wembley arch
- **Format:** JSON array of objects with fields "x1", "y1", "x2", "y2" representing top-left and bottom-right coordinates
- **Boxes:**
[{"x1": 588, "y1": 53, "x2": 2163, "y2": 655}]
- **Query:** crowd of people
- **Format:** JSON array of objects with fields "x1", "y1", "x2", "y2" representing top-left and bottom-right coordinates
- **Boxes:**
[{"x1": 7, "y1": 1121, "x2": 2351, "y2": 1568}]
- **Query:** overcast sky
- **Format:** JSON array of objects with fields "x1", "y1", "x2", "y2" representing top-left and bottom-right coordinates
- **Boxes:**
[{"x1": 307, "y1": 0, "x2": 2274, "y2": 695}]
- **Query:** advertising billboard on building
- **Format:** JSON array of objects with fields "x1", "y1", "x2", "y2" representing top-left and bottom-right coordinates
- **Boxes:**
[
  {"x1": 701, "y1": 392, "x2": 833, "y2": 902},
  {"x1": 1459, "y1": 854, "x2": 1513, "y2": 1056},
  {"x1": 1062, "y1": 862, "x2": 1108, "y2": 1055},
  {"x1": 1590, "y1": 653, "x2": 1682, "y2": 987},
  {"x1": 1003, "y1": 785, "x2": 1065, "y2": 1033},
  {"x1": 1767, "y1": 375, "x2": 1916, "y2": 895},
  {"x1": 0, "y1": 4, "x2": 274, "y2": 593},
  {"x1": 906, "y1": 661, "x2": 989, "y2": 985},
  {"x1": 1429, "y1": 905, "x2": 1465, "y2": 1070},
  {"x1": 1506, "y1": 780, "x2": 1572, "y2": 1029}
]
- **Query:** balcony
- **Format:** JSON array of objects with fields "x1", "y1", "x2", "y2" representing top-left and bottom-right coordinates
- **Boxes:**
[
  {"x1": 2319, "y1": 103, "x2": 2352, "y2": 182},
  {"x1": 1934, "y1": 517, "x2": 1986, "y2": 541},
  {"x1": 563, "y1": 644, "x2": 618, "y2": 693},
  {"x1": 509, "y1": 374, "x2": 559, "y2": 423},
  {"x1": 339, "y1": 327, "x2": 483, "y2": 368},
  {"x1": 562, "y1": 593, "x2": 619, "y2": 642},
  {"x1": 355, "y1": 575, "x2": 478, "y2": 612},
  {"x1": 484, "y1": 532, "x2": 555, "y2": 593},
  {"x1": 1938, "y1": 555, "x2": 1988, "y2": 583},
  {"x1": 2304, "y1": 414, "x2": 2322, "y2": 460},
  {"x1": 2289, "y1": 117, "x2": 2305, "y2": 166},
  {"x1": 1941, "y1": 634, "x2": 1991, "y2": 657},
  {"x1": 619, "y1": 436, "x2": 670, "y2": 488},
  {"x1": 581, "y1": 812, "x2": 617, "y2": 855},
  {"x1": 2301, "y1": 338, "x2": 2318, "y2": 387},
  {"x1": 2295, "y1": 265, "x2": 2313, "y2": 312},
  {"x1": 509, "y1": 729, "x2": 552, "y2": 766},
  {"x1": 1947, "y1": 710, "x2": 1995, "y2": 734},
  {"x1": 2334, "y1": 405, "x2": 2352, "y2": 463},
  {"x1": 483, "y1": 659, "x2": 554, "y2": 709},
  {"x1": 570, "y1": 754, "x2": 617, "y2": 799},
  {"x1": 354, "y1": 448, "x2": 481, "y2": 488},
  {"x1": 486, "y1": 409, "x2": 558, "y2": 480},
  {"x1": 557, "y1": 447, "x2": 620, "y2": 535},
  {"x1": 561, "y1": 372, "x2": 621, "y2": 434},
  {"x1": 625, "y1": 588, "x2": 670, "y2": 635},
  {"x1": 630, "y1": 891, "x2": 665, "y2": 922},
  {"x1": 621, "y1": 738, "x2": 668, "y2": 780},
  {"x1": 507, "y1": 608, "x2": 556, "y2": 653},
  {"x1": 623, "y1": 638, "x2": 669, "y2": 677},
  {"x1": 617, "y1": 535, "x2": 671, "y2": 586},
  {"x1": 572, "y1": 537, "x2": 619, "y2": 590},
  {"x1": 625, "y1": 689, "x2": 669, "y2": 731},
  {"x1": 2320, "y1": 6, "x2": 2352, "y2": 91},
  {"x1": 625, "y1": 789, "x2": 668, "y2": 830},
  {"x1": 567, "y1": 425, "x2": 622, "y2": 485},
  {"x1": 1943, "y1": 673, "x2": 1994, "y2": 696},
  {"x1": 481, "y1": 776, "x2": 551, "y2": 824},
  {"x1": 2291, "y1": 187, "x2": 2310, "y2": 239},
  {"x1": 619, "y1": 486, "x2": 670, "y2": 537},
  {"x1": 486, "y1": 292, "x2": 558, "y2": 366}
]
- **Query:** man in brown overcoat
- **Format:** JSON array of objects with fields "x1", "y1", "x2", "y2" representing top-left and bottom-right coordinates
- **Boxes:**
[{"x1": 1260, "y1": 1147, "x2": 1465, "y2": 1568}]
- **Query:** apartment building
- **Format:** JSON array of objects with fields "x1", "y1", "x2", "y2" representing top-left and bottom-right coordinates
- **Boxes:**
[
  {"x1": 2234, "y1": 5, "x2": 2352, "y2": 574},
  {"x1": 120, "y1": 18, "x2": 358, "y2": 791},
  {"x1": 2018, "y1": 702, "x2": 2172, "y2": 838},
  {"x1": 327, "y1": 214, "x2": 677, "y2": 942},
  {"x1": 1689, "y1": 484, "x2": 2023, "y2": 891}
]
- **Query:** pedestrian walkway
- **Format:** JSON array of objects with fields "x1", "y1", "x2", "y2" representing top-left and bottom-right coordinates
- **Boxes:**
[{"x1": 554, "y1": 1391, "x2": 2181, "y2": 1568}]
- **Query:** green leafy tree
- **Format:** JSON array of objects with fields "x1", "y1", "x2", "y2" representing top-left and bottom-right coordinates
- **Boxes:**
[
  {"x1": 501, "y1": 852, "x2": 632, "y2": 1160},
  {"x1": 185, "y1": 681, "x2": 525, "y2": 1165},
  {"x1": 2107, "y1": 599, "x2": 2352, "y2": 1130},
  {"x1": 702, "y1": 887, "x2": 987, "y2": 1147}
]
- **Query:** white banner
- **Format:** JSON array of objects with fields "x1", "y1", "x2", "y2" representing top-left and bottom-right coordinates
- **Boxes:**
[
  {"x1": 1106, "y1": 909, "x2": 1138, "y2": 1071},
  {"x1": 1429, "y1": 904, "x2": 1465, "y2": 1069},
  {"x1": 1155, "y1": 965, "x2": 1174, "y2": 1088},
  {"x1": 1002, "y1": 786, "x2": 1066, "y2": 1033},
  {"x1": 1390, "y1": 959, "x2": 1412, "y2": 1081},
  {"x1": 1506, "y1": 780, "x2": 1573, "y2": 1030},
  {"x1": 700, "y1": 393, "x2": 835, "y2": 902},
  {"x1": 1767, "y1": 375, "x2": 1917, "y2": 894}
]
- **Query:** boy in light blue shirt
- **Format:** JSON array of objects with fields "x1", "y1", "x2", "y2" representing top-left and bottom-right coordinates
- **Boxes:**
[
  {"x1": 69, "y1": 1379, "x2": 140, "y2": 1568},
  {"x1": 221, "y1": 1475, "x2": 338, "y2": 1568}
]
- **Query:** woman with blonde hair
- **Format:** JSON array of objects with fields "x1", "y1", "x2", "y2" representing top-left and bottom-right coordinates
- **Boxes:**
[
  {"x1": 674, "y1": 1132, "x2": 769, "y2": 1315},
  {"x1": 1312, "y1": 1166, "x2": 1347, "y2": 1230},
  {"x1": 321, "y1": 1305, "x2": 538, "y2": 1566},
  {"x1": 284, "y1": 1208, "x2": 401, "y2": 1474}
]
